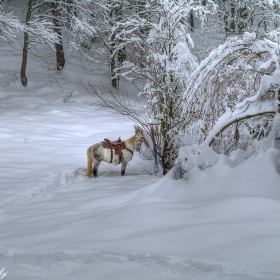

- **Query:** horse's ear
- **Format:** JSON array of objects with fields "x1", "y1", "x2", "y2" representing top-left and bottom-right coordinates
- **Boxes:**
[{"x1": 134, "y1": 125, "x2": 141, "y2": 133}]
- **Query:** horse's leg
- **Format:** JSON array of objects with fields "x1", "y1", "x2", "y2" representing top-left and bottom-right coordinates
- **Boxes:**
[
  {"x1": 92, "y1": 161, "x2": 101, "y2": 178},
  {"x1": 85, "y1": 148, "x2": 93, "y2": 177},
  {"x1": 121, "y1": 162, "x2": 127, "y2": 176}
]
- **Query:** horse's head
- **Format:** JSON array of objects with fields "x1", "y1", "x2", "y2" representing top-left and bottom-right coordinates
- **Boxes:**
[{"x1": 134, "y1": 126, "x2": 144, "y2": 152}]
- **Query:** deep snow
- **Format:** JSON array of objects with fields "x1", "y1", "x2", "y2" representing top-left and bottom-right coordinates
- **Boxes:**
[
  {"x1": 0, "y1": 99, "x2": 279, "y2": 280},
  {"x1": 0, "y1": 11, "x2": 280, "y2": 279}
]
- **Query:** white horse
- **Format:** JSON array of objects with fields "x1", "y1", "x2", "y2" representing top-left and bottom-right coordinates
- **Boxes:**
[{"x1": 85, "y1": 126, "x2": 144, "y2": 177}]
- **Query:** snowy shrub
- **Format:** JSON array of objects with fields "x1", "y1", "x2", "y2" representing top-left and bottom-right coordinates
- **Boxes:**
[
  {"x1": 174, "y1": 145, "x2": 220, "y2": 179},
  {"x1": 175, "y1": 33, "x2": 280, "y2": 179},
  {"x1": 174, "y1": 115, "x2": 280, "y2": 180},
  {"x1": 182, "y1": 32, "x2": 280, "y2": 154}
]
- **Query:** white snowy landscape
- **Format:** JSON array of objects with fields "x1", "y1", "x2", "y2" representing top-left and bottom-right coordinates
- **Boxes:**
[{"x1": 0, "y1": 1, "x2": 280, "y2": 279}]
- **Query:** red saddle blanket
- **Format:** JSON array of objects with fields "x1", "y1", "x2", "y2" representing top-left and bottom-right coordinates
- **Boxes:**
[{"x1": 102, "y1": 137, "x2": 125, "y2": 159}]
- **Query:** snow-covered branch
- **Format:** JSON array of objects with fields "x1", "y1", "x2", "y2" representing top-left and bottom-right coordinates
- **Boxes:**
[
  {"x1": 182, "y1": 32, "x2": 279, "y2": 136},
  {"x1": 0, "y1": 10, "x2": 23, "y2": 55},
  {"x1": 175, "y1": 33, "x2": 280, "y2": 178},
  {"x1": 25, "y1": 19, "x2": 60, "y2": 50}
]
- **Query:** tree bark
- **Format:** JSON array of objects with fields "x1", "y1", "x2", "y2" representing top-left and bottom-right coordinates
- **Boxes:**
[
  {"x1": 108, "y1": 1, "x2": 117, "y2": 88},
  {"x1": 51, "y1": 1, "x2": 65, "y2": 70},
  {"x1": 189, "y1": 10, "x2": 194, "y2": 32},
  {"x1": 21, "y1": 0, "x2": 32, "y2": 87},
  {"x1": 278, "y1": 90, "x2": 280, "y2": 113},
  {"x1": 116, "y1": 3, "x2": 126, "y2": 65},
  {"x1": 230, "y1": 5, "x2": 235, "y2": 34}
]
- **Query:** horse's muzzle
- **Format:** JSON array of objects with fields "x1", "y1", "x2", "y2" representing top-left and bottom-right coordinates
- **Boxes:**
[{"x1": 136, "y1": 140, "x2": 143, "y2": 152}]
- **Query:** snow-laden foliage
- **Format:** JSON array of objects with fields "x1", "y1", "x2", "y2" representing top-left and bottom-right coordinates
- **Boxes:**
[
  {"x1": 135, "y1": 1, "x2": 201, "y2": 174},
  {"x1": 63, "y1": 0, "x2": 103, "y2": 55},
  {"x1": 215, "y1": 0, "x2": 280, "y2": 36},
  {"x1": 175, "y1": 114, "x2": 280, "y2": 180},
  {"x1": 267, "y1": 27, "x2": 280, "y2": 45},
  {"x1": 190, "y1": 0, "x2": 280, "y2": 62},
  {"x1": 92, "y1": 0, "x2": 214, "y2": 174},
  {"x1": 175, "y1": 33, "x2": 280, "y2": 178},
  {"x1": 25, "y1": 19, "x2": 61, "y2": 51},
  {"x1": 0, "y1": 8, "x2": 23, "y2": 56},
  {"x1": 182, "y1": 32, "x2": 279, "y2": 152}
]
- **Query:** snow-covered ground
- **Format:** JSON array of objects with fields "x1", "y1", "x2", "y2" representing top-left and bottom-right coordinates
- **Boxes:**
[{"x1": 1, "y1": 21, "x2": 280, "y2": 280}]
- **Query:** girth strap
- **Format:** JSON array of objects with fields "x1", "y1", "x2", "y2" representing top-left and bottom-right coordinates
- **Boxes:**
[
  {"x1": 110, "y1": 147, "x2": 113, "y2": 163},
  {"x1": 102, "y1": 138, "x2": 134, "y2": 164},
  {"x1": 125, "y1": 146, "x2": 133, "y2": 156}
]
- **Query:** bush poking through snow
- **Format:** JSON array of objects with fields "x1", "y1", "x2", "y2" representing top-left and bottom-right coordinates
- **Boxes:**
[{"x1": 174, "y1": 145, "x2": 220, "y2": 179}]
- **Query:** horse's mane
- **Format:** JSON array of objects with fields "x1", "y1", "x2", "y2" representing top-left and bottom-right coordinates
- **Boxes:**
[{"x1": 125, "y1": 135, "x2": 136, "y2": 147}]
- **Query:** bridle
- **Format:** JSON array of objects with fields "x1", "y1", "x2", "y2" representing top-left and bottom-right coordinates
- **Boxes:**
[{"x1": 135, "y1": 136, "x2": 144, "y2": 151}]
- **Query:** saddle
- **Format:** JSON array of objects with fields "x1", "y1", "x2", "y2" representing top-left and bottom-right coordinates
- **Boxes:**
[{"x1": 102, "y1": 137, "x2": 126, "y2": 163}]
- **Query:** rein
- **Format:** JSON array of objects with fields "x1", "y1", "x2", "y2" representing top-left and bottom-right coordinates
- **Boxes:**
[
  {"x1": 139, "y1": 151, "x2": 153, "y2": 160},
  {"x1": 124, "y1": 145, "x2": 134, "y2": 155},
  {"x1": 125, "y1": 135, "x2": 143, "y2": 155}
]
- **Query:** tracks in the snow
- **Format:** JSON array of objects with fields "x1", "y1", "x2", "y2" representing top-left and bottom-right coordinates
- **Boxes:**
[{"x1": 0, "y1": 168, "x2": 86, "y2": 219}]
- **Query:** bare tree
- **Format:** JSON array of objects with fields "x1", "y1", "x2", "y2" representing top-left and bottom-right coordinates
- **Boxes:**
[
  {"x1": 20, "y1": 0, "x2": 32, "y2": 87},
  {"x1": 216, "y1": 0, "x2": 280, "y2": 37},
  {"x1": 51, "y1": 0, "x2": 65, "y2": 70},
  {"x1": 20, "y1": 0, "x2": 60, "y2": 87}
]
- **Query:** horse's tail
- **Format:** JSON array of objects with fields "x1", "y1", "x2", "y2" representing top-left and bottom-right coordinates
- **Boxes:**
[{"x1": 85, "y1": 147, "x2": 92, "y2": 177}]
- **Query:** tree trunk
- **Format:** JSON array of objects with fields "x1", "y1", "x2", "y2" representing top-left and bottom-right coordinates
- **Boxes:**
[
  {"x1": 218, "y1": 0, "x2": 230, "y2": 36},
  {"x1": 117, "y1": 47, "x2": 126, "y2": 65},
  {"x1": 189, "y1": 10, "x2": 194, "y2": 32},
  {"x1": 21, "y1": 0, "x2": 32, "y2": 87},
  {"x1": 137, "y1": 0, "x2": 150, "y2": 69},
  {"x1": 278, "y1": 90, "x2": 280, "y2": 113},
  {"x1": 161, "y1": 140, "x2": 169, "y2": 175},
  {"x1": 160, "y1": 115, "x2": 174, "y2": 175},
  {"x1": 108, "y1": 1, "x2": 117, "y2": 88},
  {"x1": 51, "y1": 1, "x2": 65, "y2": 70},
  {"x1": 116, "y1": 3, "x2": 126, "y2": 65},
  {"x1": 237, "y1": 6, "x2": 248, "y2": 34},
  {"x1": 161, "y1": 136, "x2": 175, "y2": 175},
  {"x1": 224, "y1": 14, "x2": 230, "y2": 36},
  {"x1": 110, "y1": 47, "x2": 117, "y2": 89},
  {"x1": 230, "y1": 5, "x2": 235, "y2": 34}
]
